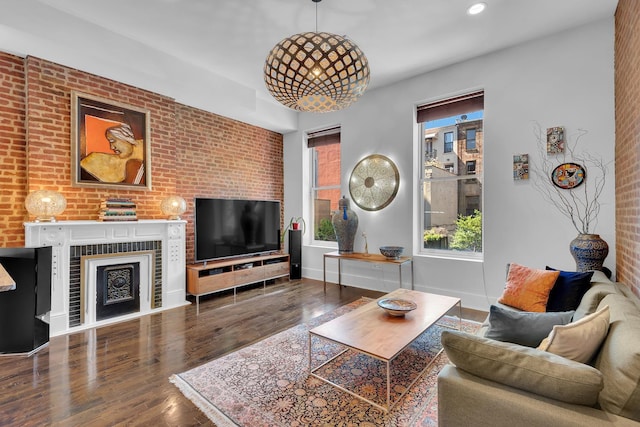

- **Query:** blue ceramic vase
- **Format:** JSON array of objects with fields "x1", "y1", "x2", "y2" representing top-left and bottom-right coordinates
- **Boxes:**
[
  {"x1": 570, "y1": 234, "x2": 609, "y2": 272},
  {"x1": 332, "y1": 196, "x2": 358, "y2": 254}
]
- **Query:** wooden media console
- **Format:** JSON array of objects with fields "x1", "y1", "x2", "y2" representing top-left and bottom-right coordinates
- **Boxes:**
[{"x1": 186, "y1": 253, "x2": 290, "y2": 312}]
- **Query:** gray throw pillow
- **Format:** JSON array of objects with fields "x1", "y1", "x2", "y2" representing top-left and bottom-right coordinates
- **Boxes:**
[
  {"x1": 485, "y1": 305, "x2": 574, "y2": 347},
  {"x1": 442, "y1": 330, "x2": 604, "y2": 406}
]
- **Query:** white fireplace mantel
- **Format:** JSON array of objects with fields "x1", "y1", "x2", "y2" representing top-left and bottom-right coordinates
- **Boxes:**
[{"x1": 24, "y1": 220, "x2": 188, "y2": 336}]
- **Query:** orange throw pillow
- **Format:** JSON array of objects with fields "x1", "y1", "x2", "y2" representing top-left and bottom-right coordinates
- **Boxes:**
[{"x1": 498, "y1": 263, "x2": 560, "y2": 312}]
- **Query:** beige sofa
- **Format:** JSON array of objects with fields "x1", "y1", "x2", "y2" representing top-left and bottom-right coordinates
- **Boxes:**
[{"x1": 438, "y1": 270, "x2": 640, "y2": 426}]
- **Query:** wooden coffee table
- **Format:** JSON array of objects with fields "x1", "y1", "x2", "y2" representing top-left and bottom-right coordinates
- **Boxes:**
[{"x1": 308, "y1": 288, "x2": 461, "y2": 412}]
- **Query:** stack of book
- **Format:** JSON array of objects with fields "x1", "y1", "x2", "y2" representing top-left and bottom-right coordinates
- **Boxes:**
[{"x1": 98, "y1": 198, "x2": 138, "y2": 221}]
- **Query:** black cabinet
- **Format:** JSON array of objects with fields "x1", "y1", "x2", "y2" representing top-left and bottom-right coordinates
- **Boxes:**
[{"x1": 0, "y1": 247, "x2": 52, "y2": 355}]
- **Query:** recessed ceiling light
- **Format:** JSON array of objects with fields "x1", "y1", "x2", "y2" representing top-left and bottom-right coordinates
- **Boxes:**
[{"x1": 467, "y1": 2, "x2": 487, "y2": 15}]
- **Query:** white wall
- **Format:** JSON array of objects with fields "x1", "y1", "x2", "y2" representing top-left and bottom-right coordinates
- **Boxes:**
[
  {"x1": 0, "y1": 1, "x2": 297, "y2": 133},
  {"x1": 283, "y1": 18, "x2": 616, "y2": 311}
]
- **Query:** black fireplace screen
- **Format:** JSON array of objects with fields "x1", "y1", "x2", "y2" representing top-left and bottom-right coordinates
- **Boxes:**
[{"x1": 96, "y1": 263, "x2": 140, "y2": 320}]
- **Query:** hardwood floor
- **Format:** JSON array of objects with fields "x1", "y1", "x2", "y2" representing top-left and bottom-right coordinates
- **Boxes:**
[{"x1": 0, "y1": 279, "x2": 485, "y2": 426}]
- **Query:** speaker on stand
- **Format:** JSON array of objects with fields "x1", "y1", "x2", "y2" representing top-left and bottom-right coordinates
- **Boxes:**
[{"x1": 289, "y1": 229, "x2": 302, "y2": 280}]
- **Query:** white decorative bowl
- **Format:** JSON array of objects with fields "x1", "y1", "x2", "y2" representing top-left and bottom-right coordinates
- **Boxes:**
[{"x1": 379, "y1": 246, "x2": 404, "y2": 259}]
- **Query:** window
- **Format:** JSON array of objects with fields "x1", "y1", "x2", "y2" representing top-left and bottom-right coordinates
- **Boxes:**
[
  {"x1": 308, "y1": 127, "x2": 341, "y2": 242},
  {"x1": 466, "y1": 129, "x2": 477, "y2": 151},
  {"x1": 466, "y1": 195, "x2": 480, "y2": 216},
  {"x1": 424, "y1": 133, "x2": 437, "y2": 161},
  {"x1": 444, "y1": 131, "x2": 454, "y2": 153},
  {"x1": 466, "y1": 160, "x2": 476, "y2": 175},
  {"x1": 417, "y1": 91, "x2": 484, "y2": 256}
]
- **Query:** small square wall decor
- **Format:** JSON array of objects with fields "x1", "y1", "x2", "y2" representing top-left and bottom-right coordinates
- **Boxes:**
[
  {"x1": 513, "y1": 154, "x2": 529, "y2": 180},
  {"x1": 546, "y1": 126, "x2": 565, "y2": 154}
]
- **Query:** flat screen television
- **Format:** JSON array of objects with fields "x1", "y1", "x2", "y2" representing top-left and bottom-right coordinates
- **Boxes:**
[{"x1": 194, "y1": 198, "x2": 281, "y2": 263}]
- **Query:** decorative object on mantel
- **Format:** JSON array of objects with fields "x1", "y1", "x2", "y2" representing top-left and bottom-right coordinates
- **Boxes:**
[
  {"x1": 331, "y1": 196, "x2": 358, "y2": 254},
  {"x1": 0, "y1": 262, "x2": 16, "y2": 292},
  {"x1": 98, "y1": 198, "x2": 138, "y2": 221},
  {"x1": 379, "y1": 245, "x2": 404, "y2": 260},
  {"x1": 263, "y1": 0, "x2": 369, "y2": 112},
  {"x1": 24, "y1": 189, "x2": 67, "y2": 222},
  {"x1": 160, "y1": 195, "x2": 187, "y2": 220},
  {"x1": 531, "y1": 123, "x2": 610, "y2": 271},
  {"x1": 349, "y1": 154, "x2": 400, "y2": 211}
]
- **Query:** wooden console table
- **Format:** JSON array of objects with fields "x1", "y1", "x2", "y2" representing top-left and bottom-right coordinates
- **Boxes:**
[{"x1": 323, "y1": 251, "x2": 413, "y2": 291}]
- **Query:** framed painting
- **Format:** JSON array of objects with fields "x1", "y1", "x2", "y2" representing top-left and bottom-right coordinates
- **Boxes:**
[
  {"x1": 546, "y1": 126, "x2": 565, "y2": 154},
  {"x1": 71, "y1": 91, "x2": 151, "y2": 190},
  {"x1": 513, "y1": 154, "x2": 529, "y2": 180}
]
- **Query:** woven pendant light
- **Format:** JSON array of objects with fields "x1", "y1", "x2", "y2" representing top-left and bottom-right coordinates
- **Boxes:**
[{"x1": 264, "y1": 0, "x2": 370, "y2": 112}]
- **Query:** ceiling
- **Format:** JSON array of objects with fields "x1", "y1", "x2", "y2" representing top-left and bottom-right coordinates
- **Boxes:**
[{"x1": 1, "y1": 0, "x2": 618, "y2": 132}]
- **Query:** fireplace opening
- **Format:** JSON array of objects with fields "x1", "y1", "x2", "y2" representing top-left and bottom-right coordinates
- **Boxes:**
[{"x1": 96, "y1": 263, "x2": 140, "y2": 321}]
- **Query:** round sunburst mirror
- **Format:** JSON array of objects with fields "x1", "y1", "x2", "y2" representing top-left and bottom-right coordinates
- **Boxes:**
[{"x1": 349, "y1": 154, "x2": 399, "y2": 211}]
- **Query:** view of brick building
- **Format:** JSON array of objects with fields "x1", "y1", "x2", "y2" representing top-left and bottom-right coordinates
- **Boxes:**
[{"x1": 423, "y1": 116, "x2": 483, "y2": 250}]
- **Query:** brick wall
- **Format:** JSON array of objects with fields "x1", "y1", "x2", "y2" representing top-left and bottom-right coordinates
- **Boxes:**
[
  {"x1": 0, "y1": 53, "x2": 27, "y2": 246},
  {"x1": 615, "y1": 0, "x2": 640, "y2": 296},
  {"x1": 175, "y1": 103, "x2": 284, "y2": 262},
  {"x1": 315, "y1": 143, "x2": 341, "y2": 211},
  {"x1": 25, "y1": 56, "x2": 177, "y2": 221},
  {"x1": 0, "y1": 52, "x2": 283, "y2": 261}
]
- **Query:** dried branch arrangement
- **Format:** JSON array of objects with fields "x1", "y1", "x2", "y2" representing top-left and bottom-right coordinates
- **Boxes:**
[{"x1": 531, "y1": 122, "x2": 609, "y2": 234}]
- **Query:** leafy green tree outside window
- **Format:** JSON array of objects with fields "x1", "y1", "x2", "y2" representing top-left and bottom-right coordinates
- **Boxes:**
[
  {"x1": 450, "y1": 210, "x2": 482, "y2": 252},
  {"x1": 315, "y1": 218, "x2": 336, "y2": 241}
]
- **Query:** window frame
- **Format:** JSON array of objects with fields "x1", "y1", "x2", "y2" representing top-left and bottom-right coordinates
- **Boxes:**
[
  {"x1": 307, "y1": 127, "x2": 341, "y2": 247},
  {"x1": 444, "y1": 131, "x2": 454, "y2": 153},
  {"x1": 466, "y1": 160, "x2": 477, "y2": 175},
  {"x1": 416, "y1": 91, "x2": 484, "y2": 260},
  {"x1": 466, "y1": 128, "x2": 477, "y2": 151}
]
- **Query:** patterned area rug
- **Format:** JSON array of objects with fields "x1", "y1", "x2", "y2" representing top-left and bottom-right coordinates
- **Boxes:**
[{"x1": 171, "y1": 298, "x2": 480, "y2": 426}]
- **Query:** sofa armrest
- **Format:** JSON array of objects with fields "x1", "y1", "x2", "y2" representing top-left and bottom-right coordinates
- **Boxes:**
[
  {"x1": 441, "y1": 330, "x2": 603, "y2": 405},
  {"x1": 438, "y1": 365, "x2": 640, "y2": 427}
]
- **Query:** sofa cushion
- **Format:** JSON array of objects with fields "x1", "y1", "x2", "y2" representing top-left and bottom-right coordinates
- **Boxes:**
[
  {"x1": 538, "y1": 305, "x2": 609, "y2": 363},
  {"x1": 573, "y1": 282, "x2": 618, "y2": 321},
  {"x1": 594, "y1": 293, "x2": 640, "y2": 421},
  {"x1": 545, "y1": 267, "x2": 593, "y2": 312},
  {"x1": 590, "y1": 269, "x2": 613, "y2": 284},
  {"x1": 485, "y1": 304, "x2": 574, "y2": 347},
  {"x1": 441, "y1": 330, "x2": 604, "y2": 405},
  {"x1": 498, "y1": 263, "x2": 559, "y2": 312}
]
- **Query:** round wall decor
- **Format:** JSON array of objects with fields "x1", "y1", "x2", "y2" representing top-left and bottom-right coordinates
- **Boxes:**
[
  {"x1": 349, "y1": 154, "x2": 399, "y2": 211},
  {"x1": 551, "y1": 162, "x2": 586, "y2": 189}
]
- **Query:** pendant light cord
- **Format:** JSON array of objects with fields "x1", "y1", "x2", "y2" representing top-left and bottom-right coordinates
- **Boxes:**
[{"x1": 314, "y1": 0, "x2": 320, "y2": 32}]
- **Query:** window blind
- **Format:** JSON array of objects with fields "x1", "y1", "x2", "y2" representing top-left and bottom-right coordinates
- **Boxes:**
[
  {"x1": 417, "y1": 91, "x2": 484, "y2": 123},
  {"x1": 307, "y1": 126, "x2": 341, "y2": 148}
]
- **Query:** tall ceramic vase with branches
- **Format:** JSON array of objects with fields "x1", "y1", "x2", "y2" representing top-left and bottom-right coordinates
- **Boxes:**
[{"x1": 531, "y1": 122, "x2": 610, "y2": 272}]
